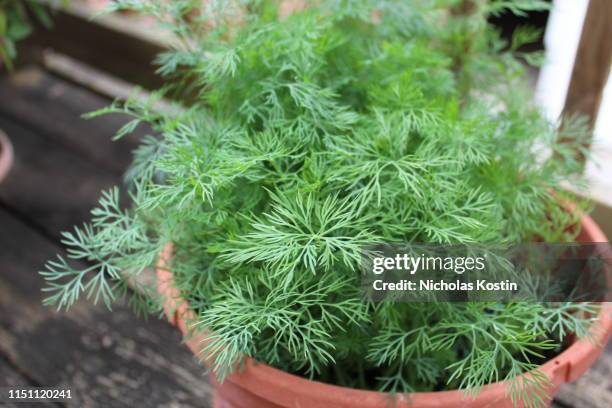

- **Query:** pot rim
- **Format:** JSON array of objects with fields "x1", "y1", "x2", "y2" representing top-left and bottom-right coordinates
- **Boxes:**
[
  {"x1": 156, "y1": 211, "x2": 612, "y2": 407},
  {"x1": 0, "y1": 129, "x2": 14, "y2": 184}
]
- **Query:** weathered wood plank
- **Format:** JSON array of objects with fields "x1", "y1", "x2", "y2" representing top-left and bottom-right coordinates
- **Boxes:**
[
  {"x1": 0, "y1": 68, "x2": 152, "y2": 240},
  {"x1": 0, "y1": 358, "x2": 29, "y2": 387},
  {"x1": 0, "y1": 359, "x2": 57, "y2": 407},
  {"x1": 0, "y1": 115, "x2": 119, "y2": 240},
  {"x1": 0, "y1": 68, "x2": 213, "y2": 407},
  {"x1": 0, "y1": 206, "x2": 213, "y2": 408},
  {"x1": 41, "y1": 51, "x2": 176, "y2": 114},
  {"x1": 22, "y1": 7, "x2": 165, "y2": 91},
  {"x1": 0, "y1": 68, "x2": 143, "y2": 176}
]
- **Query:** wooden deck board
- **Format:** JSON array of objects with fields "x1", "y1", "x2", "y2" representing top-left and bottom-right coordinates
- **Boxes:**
[
  {"x1": 0, "y1": 67, "x2": 142, "y2": 176},
  {"x1": 0, "y1": 67, "x2": 609, "y2": 407},
  {"x1": 0, "y1": 115, "x2": 117, "y2": 239},
  {"x1": 0, "y1": 68, "x2": 212, "y2": 407},
  {"x1": 0, "y1": 358, "x2": 56, "y2": 407},
  {"x1": 0, "y1": 207, "x2": 213, "y2": 407}
]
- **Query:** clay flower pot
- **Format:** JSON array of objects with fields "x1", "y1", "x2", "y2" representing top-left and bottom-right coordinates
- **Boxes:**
[
  {"x1": 156, "y1": 212, "x2": 612, "y2": 408},
  {"x1": 0, "y1": 129, "x2": 14, "y2": 183}
]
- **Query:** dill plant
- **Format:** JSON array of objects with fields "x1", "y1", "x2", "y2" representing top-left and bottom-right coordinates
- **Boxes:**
[{"x1": 41, "y1": 1, "x2": 599, "y2": 405}]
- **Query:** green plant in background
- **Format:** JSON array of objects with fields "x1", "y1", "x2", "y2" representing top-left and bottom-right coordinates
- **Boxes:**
[
  {"x1": 41, "y1": 1, "x2": 597, "y2": 406},
  {"x1": 0, "y1": 0, "x2": 66, "y2": 71}
]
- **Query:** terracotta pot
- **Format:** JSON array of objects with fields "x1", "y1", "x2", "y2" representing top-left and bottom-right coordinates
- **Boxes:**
[
  {"x1": 156, "y1": 213, "x2": 612, "y2": 408},
  {"x1": 0, "y1": 129, "x2": 14, "y2": 183}
]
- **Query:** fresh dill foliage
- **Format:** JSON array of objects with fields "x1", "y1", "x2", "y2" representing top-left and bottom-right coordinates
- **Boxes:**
[{"x1": 41, "y1": 1, "x2": 598, "y2": 406}]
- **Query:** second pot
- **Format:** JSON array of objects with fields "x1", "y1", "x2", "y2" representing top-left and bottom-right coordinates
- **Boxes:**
[{"x1": 0, "y1": 129, "x2": 14, "y2": 183}]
